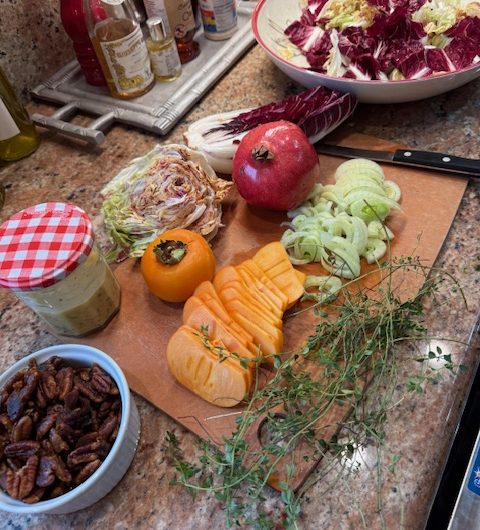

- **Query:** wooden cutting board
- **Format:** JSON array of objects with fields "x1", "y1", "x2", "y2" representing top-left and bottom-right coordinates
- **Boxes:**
[{"x1": 62, "y1": 132, "x2": 469, "y2": 489}]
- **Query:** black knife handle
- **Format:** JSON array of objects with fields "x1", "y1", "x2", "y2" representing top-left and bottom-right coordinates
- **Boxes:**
[{"x1": 393, "y1": 149, "x2": 480, "y2": 177}]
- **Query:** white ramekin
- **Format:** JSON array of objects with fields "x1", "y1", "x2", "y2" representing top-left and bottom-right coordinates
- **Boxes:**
[{"x1": 0, "y1": 344, "x2": 140, "y2": 514}]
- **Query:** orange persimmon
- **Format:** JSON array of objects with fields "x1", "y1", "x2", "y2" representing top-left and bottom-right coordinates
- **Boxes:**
[{"x1": 140, "y1": 229, "x2": 216, "y2": 303}]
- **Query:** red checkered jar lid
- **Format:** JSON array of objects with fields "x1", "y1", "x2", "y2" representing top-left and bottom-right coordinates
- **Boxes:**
[{"x1": 0, "y1": 202, "x2": 94, "y2": 291}]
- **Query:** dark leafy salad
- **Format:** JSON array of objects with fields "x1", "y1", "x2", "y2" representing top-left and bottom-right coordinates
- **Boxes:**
[{"x1": 285, "y1": 0, "x2": 480, "y2": 80}]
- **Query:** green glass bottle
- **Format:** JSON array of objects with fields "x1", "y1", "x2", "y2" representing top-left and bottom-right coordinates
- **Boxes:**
[{"x1": 0, "y1": 66, "x2": 40, "y2": 162}]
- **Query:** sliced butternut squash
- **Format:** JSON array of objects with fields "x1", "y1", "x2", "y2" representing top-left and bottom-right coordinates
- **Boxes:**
[
  {"x1": 166, "y1": 325, "x2": 251, "y2": 407},
  {"x1": 228, "y1": 311, "x2": 283, "y2": 362},
  {"x1": 183, "y1": 302, "x2": 258, "y2": 366}
]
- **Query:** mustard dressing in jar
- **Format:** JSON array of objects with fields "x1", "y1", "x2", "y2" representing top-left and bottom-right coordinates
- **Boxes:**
[{"x1": 0, "y1": 202, "x2": 120, "y2": 336}]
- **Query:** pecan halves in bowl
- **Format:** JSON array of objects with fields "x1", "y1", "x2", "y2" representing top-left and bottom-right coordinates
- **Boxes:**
[{"x1": 0, "y1": 357, "x2": 122, "y2": 504}]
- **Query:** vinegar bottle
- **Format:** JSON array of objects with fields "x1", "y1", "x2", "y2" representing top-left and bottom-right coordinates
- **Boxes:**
[
  {"x1": 60, "y1": 0, "x2": 107, "y2": 86},
  {"x1": 0, "y1": 66, "x2": 40, "y2": 163},
  {"x1": 84, "y1": 0, "x2": 155, "y2": 99},
  {"x1": 164, "y1": 0, "x2": 200, "y2": 64}
]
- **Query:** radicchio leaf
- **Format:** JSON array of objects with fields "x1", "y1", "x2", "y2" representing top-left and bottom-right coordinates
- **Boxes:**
[
  {"x1": 209, "y1": 86, "x2": 357, "y2": 143},
  {"x1": 284, "y1": 21, "x2": 325, "y2": 53},
  {"x1": 444, "y1": 37, "x2": 479, "y2": 70},
  {"x1": 425, "y1": 48, "x2": 455, "y2": 73}
]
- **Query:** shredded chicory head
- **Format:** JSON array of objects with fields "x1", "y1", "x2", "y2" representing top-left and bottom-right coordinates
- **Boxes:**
[
  {"x1": 284, "y1": 0, "x2": 480, "y2": 80},
  {"x1": 100, "y1": 144, "x2": 232, "y2": 262}
]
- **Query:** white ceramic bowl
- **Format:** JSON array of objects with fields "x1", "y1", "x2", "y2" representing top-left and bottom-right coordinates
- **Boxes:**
[
  {"x1": 0, "y1": 344, "x2": 140, "y2": 514},
  {"x1": 252, "y1": 0, "x2": 480, "y2": 104}
]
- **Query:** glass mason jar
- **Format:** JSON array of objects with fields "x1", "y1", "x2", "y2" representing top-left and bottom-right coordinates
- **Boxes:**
[{"x1": 0, "y1": 202, "x2": 120, "y2": 337}]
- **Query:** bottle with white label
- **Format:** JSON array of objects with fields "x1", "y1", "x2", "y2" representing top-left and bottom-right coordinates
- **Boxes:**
[
  {"x1": 84, "y1": 0, "x2": 154, "y2": 99},
  {"x1": 0, "y1": 66, "x2": 40, "y2": 162},
  {"x1": 199, "y1": 0, "x2": 237, "y2": 41},
  {"x1": 146, "y1": 17, "x2": 182, "y2": 82}
]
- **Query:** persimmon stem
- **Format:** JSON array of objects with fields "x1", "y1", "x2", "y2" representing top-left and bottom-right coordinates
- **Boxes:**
[{"x1": 154, "y1": 240, "x2": 187, "y2": 265}]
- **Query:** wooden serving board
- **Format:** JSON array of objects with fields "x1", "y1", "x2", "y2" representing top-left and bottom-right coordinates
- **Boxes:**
[{"x1": 63, "y1": 132, "x2": 468, "y2": 489}]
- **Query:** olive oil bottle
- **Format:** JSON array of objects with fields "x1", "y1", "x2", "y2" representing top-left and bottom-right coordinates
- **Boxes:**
[
  {"x1": 84, "y1": 0, "x2": 154, "y2": 99},
  {"x1": 0, "y1": 66, "x2": 40, "y2": 162}
]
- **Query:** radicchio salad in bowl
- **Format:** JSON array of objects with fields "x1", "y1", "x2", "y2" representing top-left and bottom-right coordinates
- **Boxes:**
[{"x1": 252, "y1": 0, "x2": 480, "y2": 103}]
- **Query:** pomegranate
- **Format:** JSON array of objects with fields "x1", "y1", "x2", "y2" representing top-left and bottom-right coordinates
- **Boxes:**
[{"x1": 232, "y1": 120, "x2": 321, "y2": 211}]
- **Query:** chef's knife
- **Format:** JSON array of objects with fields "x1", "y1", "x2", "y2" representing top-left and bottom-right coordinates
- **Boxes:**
[{"x1": 315, "y1": 144, "x2": 480, "y2": 178}]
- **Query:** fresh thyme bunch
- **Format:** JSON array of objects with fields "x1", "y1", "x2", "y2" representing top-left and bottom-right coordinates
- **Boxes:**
[{"x1": 164, "y1": 255, "x2": 466, "y2": 529}]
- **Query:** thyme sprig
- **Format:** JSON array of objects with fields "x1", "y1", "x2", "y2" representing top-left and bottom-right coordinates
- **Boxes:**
[{"x1": 164, "y1": 255, "x2": 467, "y2": 529}]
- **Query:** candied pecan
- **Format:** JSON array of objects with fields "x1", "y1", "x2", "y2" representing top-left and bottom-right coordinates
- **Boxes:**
[
  {"x1": 76, "y1": 432, "x2": 98, "y2": 448},
  {"x1": 55, "y1": 421, "x2": 75, "y2": 445},
  {"x1": 40, "y1": 438, "x2": 55, "y2": 455},
  {"x1": 36, "y1": 454, "x2": 72, "y2": 487},
  {"x1": 5, "y1": 468, "x2": 20, "y2": 498},
  {"x1": 36, "y1": 413, "x2": 58, "y2": 440},
  {"x1": 54, "y1": 454, "x2": 72, "y2": 484},
  {"x1": 110, "y1": 423, "x2": 119, "y2": 443},
  {"x1": 78, "y1": 368, "x2": 91, "y2": 382},
  {"x1": 36, "y1": 456, "x2": 56, "y2": 487},
  {"x1": 40, "y1": 371, "x2": 58, "y2": 401},
  {"x1": 6, "y1": 391, "x2": 25, "y2": 422},
  {"x1": 35, "y1": 385, "x2": 47, "y2": 409},
  {"x1": 47, "y1": 356, "x2": 65, "y2": 370},
  {"x1": 0, "y1": 414, "x2": 13, "y2": 434},
  {"x1": 0, "y1": 371, "x2": 25, "y2": 405},
  {"x1": 91, "y1": 364, "x2": 114, "y2": 394},
  {"x1": 74, "y1": 376, "x2": 103, "y2": 403},
  {"x1": 56, "y1": 367, "x2": 74, "y2": 400},
  {"x1": 74, "y1": 459, "x2": 101, "y2": 485},
  {"x1": 90, "y1": 410, "x2": 99, "y2": 432},
  {"x1": 99, "y1": 413, "x2": 119, "y2": 441},
  {"x1": 0, "y1": 462, "x2": 8, "y2": 490},
  {"x1": 50, "y1": 483, "x2": 67, "y2": 498},
  {"x1": 49, "y1": 428, "x2": 69, "y2": 453},
  {"x1": 22, "y1": 486, "x2": 45, "y2": 504},
  {"x1": 12, "y1": 416, "x2": 33, "y2": 443},
  {"x1": 4, "y1": 440, "x2": 40, "y2": 459},
  {"x1": 6, "y1": 458, "x2": 22, "y2": 471},
  {"x1": 98, "y1": 400, "x2": 112, "y2": 419},
  {"x1": 5, "y1": 455, "x2": 38, "y2": 499},
  {"x1": 67, "y1": 440, "x2": 108, "y2": 467},
  {"x1": 64, "y1": 388, "x2": 79, "y2": 410}
]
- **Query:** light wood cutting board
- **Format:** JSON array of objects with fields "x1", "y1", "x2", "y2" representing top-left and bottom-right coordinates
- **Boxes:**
[{"x1": 62, "y1": 132, "x2": 469, "y2": 489}]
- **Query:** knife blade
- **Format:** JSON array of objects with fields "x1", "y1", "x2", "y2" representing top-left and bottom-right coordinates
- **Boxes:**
[{"x1": 315, "y1": 144, "x2": 480, "y2": 178}]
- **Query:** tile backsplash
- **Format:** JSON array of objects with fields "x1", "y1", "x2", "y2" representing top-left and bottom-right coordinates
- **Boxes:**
[{"x1": 0, "y1": 0, "x2": 74, "y2": 102}]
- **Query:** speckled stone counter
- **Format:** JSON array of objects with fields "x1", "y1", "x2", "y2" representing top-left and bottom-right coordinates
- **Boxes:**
[{"x1": 0, "y1": 45, "x2": 479, "y2": 529}]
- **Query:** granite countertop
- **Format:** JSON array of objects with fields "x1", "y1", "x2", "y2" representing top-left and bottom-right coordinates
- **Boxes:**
[{"x1": 0, "y1": 45, "x2": 479, "y2": 529}]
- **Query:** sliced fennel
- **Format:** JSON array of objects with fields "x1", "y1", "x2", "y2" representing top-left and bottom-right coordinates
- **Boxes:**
[{"x1": 281, "y1": 158, "x2": 401, "y2": 280}]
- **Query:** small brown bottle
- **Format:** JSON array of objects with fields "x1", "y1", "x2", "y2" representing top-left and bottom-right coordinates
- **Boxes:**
[{"x1": 164, "y1": 0, "x2": 200, "y2": 64}]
